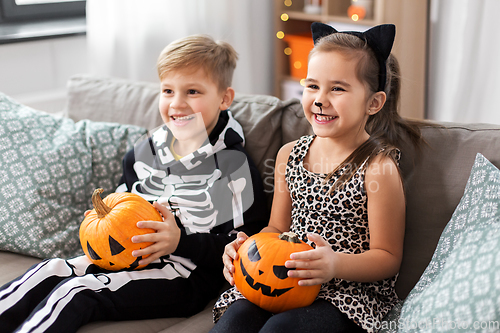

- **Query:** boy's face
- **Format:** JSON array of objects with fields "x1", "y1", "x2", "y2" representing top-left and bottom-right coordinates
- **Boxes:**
[{"x1": 159, "y1": 67, "x2": 233, "y2": 147}]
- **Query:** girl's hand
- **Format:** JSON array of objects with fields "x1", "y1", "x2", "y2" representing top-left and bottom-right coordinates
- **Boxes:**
[
  {"x1": 222, "y1": 232, "x2": 248, "y2": 286},
  {"x1": 131, "y1": 202, "x2": 180, "y2": 266},
  {"x1": 285, "y1": 233, "x2": 336, "y2": 286},
  {"x1": 83, "y1": 210, "x2": 91, "y2": 217}
]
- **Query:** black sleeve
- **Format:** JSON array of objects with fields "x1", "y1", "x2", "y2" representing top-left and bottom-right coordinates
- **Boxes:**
[
  {"x1": 172, "y1": 146, "x2": 269, "y2": 268},
  {"x1": 116, "y1": 146, "x2": 138, "y2": 192}
]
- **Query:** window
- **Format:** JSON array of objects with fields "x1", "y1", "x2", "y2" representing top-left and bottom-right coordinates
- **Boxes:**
[{"x1": 0, "y1": 0, "x2": 86, "y2": 23}]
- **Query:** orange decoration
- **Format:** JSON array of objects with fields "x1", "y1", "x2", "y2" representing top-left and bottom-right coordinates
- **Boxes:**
[
  {"x1": 79, "y1": 189, "x2": 161, "y2": 271},
  {"x1": 283, "y1": 34, "x2": 314, "y2": 80},
  {"x1": 347, "y1": 5, "x2": 366, "y2": 21},
  {"x1": 234, "y1": 232, "x2": 321, "y2": 313}
]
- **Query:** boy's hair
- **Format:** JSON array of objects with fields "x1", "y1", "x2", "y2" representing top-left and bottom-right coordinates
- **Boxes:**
[
  {"x1": 157, "y1": 34, "x2": 238, "y2": 91},
  {"x1": 311, "y1": 33, "x2": 423, "y2": 192}
]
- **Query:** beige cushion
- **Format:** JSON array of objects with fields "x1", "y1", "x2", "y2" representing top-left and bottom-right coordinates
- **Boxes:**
[
  {"x1": 229, "y1": 94, "x2": 303, "y2": 201},
  {"x1": 64, "y1": 75, "x2": 163, "y2": 130}
]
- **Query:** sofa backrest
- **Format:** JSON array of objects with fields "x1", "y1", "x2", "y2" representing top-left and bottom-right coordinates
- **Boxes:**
[
  {"x1": 65, "y1": 75, "x2": 163, "y2": 130},
  {"x1": 64, "y1": 74, "x2": 500, "y2": 300},
  {"x1": 398, "y1": 123, "x2": 500, "y2": 298}
]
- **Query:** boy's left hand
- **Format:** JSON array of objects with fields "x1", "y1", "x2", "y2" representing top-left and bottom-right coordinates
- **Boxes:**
[
  {"x1": 285, "y1": 233, "x2": 336, "y2": 286},
  {"x1": 131, "y1": 201, "x2": 181, "y2": 266}
]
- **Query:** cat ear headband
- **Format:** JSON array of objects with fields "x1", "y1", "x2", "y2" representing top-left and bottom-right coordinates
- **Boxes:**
[{"x1": 311, "y1": 22, "x2": 396, "y2": 92}]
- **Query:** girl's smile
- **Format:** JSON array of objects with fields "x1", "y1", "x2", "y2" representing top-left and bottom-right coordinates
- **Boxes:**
[{"x1": 313, "y1": 113, "x2": 338, "y2": 124}]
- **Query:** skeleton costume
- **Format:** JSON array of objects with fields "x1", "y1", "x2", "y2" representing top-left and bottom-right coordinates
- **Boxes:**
[{"x1": 0, "y1": 110, "x2": 268, "y2": 333}]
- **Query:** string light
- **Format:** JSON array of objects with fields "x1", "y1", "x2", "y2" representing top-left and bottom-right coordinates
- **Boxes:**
[
  {"x1": 284, "y1": 0, "x2": 292, "y2": 6},
  {"x1": 347, "y1": 5, "x2": 366, "y2": 21},
  {"x1": 300, "y1": 78, "x2": 306, "y2": 86},
  {"x1": 294, "y1": 61, "x2": 302, "y2": 69},
  {"x1": 276, "y1": 31, "x2": 285, "y2": 39},
  {"x1": 281, "y1": 13, "x2": 289, "y2": 21},
  {"x1": 284, "y1": 47, "x2": 292, "y2": 55}
]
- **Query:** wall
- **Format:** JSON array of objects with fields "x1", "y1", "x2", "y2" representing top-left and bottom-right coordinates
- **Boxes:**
[
  {"x1": 383, "y1": 0, "x2": 428, "y2": 120},
  {"x1": 0, "y1": 35, "x2": 88, "y2": 113}
]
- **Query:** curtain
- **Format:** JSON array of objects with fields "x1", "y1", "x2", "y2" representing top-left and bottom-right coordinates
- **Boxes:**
[
  {"x1": 428, "y1": 0, "x2": 500, "y2": 124},
  {"x1": 86, "y1": 0, "x2": 274, "y2": 95}
]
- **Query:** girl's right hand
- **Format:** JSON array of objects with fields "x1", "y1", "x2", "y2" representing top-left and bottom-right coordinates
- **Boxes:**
[{"x1": 223, "y1": 231, "x2": 248, "y2": 286}]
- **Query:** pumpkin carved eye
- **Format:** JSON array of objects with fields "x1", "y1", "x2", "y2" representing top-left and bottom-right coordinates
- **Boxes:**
[
  {"x1": 273, "y1": 265, "x2": 295, "y2": 279},
  {"x1": 247, "y1": 240, "x2": 294, "y2": 279}
]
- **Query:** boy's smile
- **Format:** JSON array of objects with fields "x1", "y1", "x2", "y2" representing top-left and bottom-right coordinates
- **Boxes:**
[
  {"x1": 170, "y1": 114, "x2": 197, "y2": 126},
  {"x1": 158, "y1": 67, "x2": 233, "y2": 156}
]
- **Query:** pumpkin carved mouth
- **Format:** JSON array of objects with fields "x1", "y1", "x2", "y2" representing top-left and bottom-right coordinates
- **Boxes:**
[{"x1": 239, "y1": 259, "x2": 293, "y2": 297}]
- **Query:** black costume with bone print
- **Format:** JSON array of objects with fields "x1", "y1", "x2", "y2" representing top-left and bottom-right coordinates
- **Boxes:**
[{"x1": 0, "y1": 110, "x2": 268, "y2": 333}]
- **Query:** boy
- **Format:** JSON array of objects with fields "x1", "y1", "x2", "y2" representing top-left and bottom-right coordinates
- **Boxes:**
[{"x1": 0, "y1": 35, "x2": 268, "y2": 333}]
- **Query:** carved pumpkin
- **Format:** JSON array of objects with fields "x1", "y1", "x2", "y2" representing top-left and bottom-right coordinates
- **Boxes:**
[
  {"x1": 233, "y1": 232, "x2": 321, "y2": 313},
  {"x1": 79, "y1": 188, "x2": 162, "y2": 271}
]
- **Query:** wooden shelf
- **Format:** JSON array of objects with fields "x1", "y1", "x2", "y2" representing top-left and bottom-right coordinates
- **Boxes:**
[{"x1": 273, "y1": 0, "x2": 428, "y2": 120}]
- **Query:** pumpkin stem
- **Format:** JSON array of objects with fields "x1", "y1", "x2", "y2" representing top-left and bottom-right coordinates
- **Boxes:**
[
  {"x1": 91, "y1": 188, "x2": 112, "y2": 218},
  {"x1": 279, "y1": 232, "x2": 302, "y2": 243}
]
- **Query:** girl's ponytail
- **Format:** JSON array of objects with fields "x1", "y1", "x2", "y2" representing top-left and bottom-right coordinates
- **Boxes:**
[{"x1": 366, "y1": 54, "x2": 422, "y2": 151}]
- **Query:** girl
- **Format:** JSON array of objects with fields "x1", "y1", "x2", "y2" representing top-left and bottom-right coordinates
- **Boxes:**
[{"x1": 211, "y1": 23, "x2": 423, "y2": 333}]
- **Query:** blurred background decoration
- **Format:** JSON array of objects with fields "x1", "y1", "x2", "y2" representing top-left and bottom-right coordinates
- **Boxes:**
[
  {"x1": 1, "y1": 0, "x2": 500, "y2": 124},
  {"x1": 347, "y1": 0, "x2": 373, "y2": 21}
]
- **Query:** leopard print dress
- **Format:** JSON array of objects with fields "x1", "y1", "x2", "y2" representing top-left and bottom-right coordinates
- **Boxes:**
[{"x1": 213, "y1": 135, "x2": 399, "y2": 332}]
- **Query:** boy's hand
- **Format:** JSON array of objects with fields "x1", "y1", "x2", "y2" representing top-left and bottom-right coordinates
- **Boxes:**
[
  {"x1": 131, "y1": 201, "x2": 181, "y2": 266},
  {"x1": 222, "y1": 232, "x2": 248, "y2": 286},
  {"x1": 285, "y1": 233, "x2": 335, "y2": 286}
]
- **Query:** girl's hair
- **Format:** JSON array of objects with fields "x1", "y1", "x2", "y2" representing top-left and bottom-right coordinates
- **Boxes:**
[
  {"x1": 311, "y1": 33, "x2": 423, "y2": 192},
  {"x1": 157, "y1": 34, "x2": 238, "y2": 91}
]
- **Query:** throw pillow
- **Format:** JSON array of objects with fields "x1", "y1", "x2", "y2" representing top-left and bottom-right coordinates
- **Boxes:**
[
  {"x1": 379, "y1": 153, "x2": 500, "y2": 332},
  {"x1": 0, "y1": 92, "x2": 147, "y2": 259}
]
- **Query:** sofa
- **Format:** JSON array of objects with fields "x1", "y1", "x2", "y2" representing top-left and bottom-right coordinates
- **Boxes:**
[{"x1": 1, "y1": 74, "x2": 500, "y2": 332}]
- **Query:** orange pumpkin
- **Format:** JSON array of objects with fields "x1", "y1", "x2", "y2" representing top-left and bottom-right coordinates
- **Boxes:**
[
  {"x1": 233, "y1": 232, "x2": 321, "y2": 313},
  {"x1": 79, "y1": 188, "x2": 162, "y2": 271}
]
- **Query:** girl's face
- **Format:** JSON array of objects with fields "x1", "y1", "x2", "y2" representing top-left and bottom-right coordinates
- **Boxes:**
[{"x1": 302, "y1": 50, "x2": 373, "y2": 143}]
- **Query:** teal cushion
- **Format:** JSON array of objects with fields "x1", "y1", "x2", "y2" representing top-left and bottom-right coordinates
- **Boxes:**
[
  {"x1": 0, "y1": 92, "x2": 147, "y2": 259},
  {"x1": 381, "y1": 153, "x2": 500, "y2": 332}
]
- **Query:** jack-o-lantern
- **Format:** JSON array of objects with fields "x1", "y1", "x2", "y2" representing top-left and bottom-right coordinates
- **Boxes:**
[
  {"x1": 233, "y1": 232, "x2": 321, "y2": 313},
  {"x1": 79, "y1": 188, "x2": 162, "y2": 271}
]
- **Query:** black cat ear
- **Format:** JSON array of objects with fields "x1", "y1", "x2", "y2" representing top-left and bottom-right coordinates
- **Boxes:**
[
  {"x1": 363, "y1": 24, "x2": 395, "y2": 65},
  {"x1": 362, "y1": 24, "x2": 395, "y2": 91},
  {"x1": 309, "y1": 22, "x2": 396, "y2": 91},
  {"x1": 311, "y1": 22, "x2": 337, "y2": 45}
]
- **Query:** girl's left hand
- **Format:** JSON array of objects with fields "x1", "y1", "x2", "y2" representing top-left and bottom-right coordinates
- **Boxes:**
[
  {"x1": 285, "y1": 233, "x2": 336, "y2": 286},
  {"x1": 131, "y1": 201, "x2": 181, "y2": 266}
]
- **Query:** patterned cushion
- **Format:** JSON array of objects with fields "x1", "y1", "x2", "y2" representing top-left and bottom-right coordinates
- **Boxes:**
[
  {"x1": 0, "y1": 92, "x2": 147, "y2": 259},
  {"x1": 379, "y1": 153, "x2": 500, "y2": 332}
]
